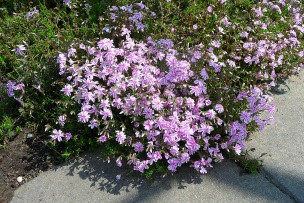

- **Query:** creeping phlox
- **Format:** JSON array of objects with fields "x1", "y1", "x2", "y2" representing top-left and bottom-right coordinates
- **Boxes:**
[
  {"x1": 5, "y1": 0, "x2": 303, "y2": 175},
  {"x1": 52, "y1": 3, "x2": 281, "y2": 174}
]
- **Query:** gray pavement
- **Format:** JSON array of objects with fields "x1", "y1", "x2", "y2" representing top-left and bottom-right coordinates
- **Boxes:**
[
  {"x1": 247, "y1": 71, "x2": 304, "y2": 202},
  {"x1": 11, "y1": 156, "x2": 291, "y2": 203},
  {"x1": 11, "y1": 72, "x2": 304, "y2": 203}
]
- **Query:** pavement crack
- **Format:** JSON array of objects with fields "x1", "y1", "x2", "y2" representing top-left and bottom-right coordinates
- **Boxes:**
[{"x1": 259, "y1": 168, "x2": 300, "y2": 203}]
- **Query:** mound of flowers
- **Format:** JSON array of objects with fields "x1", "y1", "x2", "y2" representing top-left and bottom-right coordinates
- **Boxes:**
[{"x1": 4, "y1": 0, "x2": 304, "y2": 176}]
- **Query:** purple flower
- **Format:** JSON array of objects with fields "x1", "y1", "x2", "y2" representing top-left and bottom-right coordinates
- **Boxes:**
[
  {"x1": 89, "y1": 119, "x2": 98, "y2": 129},
  {"x1": 211, "y1": 40, "x2": 221, "y2": 48},
  {"x1": 58, "y1": 115, "x2": 66, "y2": 126},
  {"x1": 16, "y1": 45, "x2": 26, "y2": 55},
  {"x1": 205, "y1": 109, "x2": 216, "y2": 120},
  {"x1": 63, "y1": 0, "x2": 72, "y2": 6},
  {"x1": 180, "y1": 153, "x2": 190, "y2": 163},
  {"x1": 234, "y1": 144, "x2": 242, "y2": 155},
  {"x1": 116, "y1": 159, "x2": 122, "y2": 167},
  {"x1": 152, "y1": 97, "x2": 163, "y2": 111},
  {"x1": 240, "y1": 111, "x2": 252, "y2": 124},
  {"x1": 100, "y1": 108, "x2": 113, "y2": 120},
  {"x1": 61, "y1": 84, "x2": 73, "y2": 96},
  {"x1": 98, "y1": 135, "x2": 107, "y2": 142},
  {"x1": 98, "y1": 38, "x2": 114, "y2": 50},
  {"x1": 51, "y1": 129, "x2": 65, "y2": 142},
  {"x1": 78, "y1": 111, "x2": 90, "y2": 123},
  {"x1": 254, "y1": 7, "x2": 263, "y2": 17},
  {"x1": 116, "y1": 131, "x2": 126, "y2": 144},
  {"x1": 170, "y1": 146, "x2": 179, "y2": 156},
  {"x1": 193, "y1": 24, "x2": 198, "y2": 30},
  {"x1": 68, "y1": 48, "x2": 76, "y2": 57},
  {"x1": 144, "y1": 120, "x2": 154, "y2": 131},
  {"x1": 134, "y1": 142, "x2": 144, "y2": 152},
  {"x1": 65, "y1": 132, "x2": 72, "y2": 141},
  {"x1": 205, "y1": 100, "x2": 212, "y2": 106},
  {"x1": 215, "y1": 104, "x2": 224, "y2": 113},
  {"x1": 200, "y1": 68, "x2": 209, "y2": 80},
  {"x1": 193, "y1": 51, "x2": 201, "y2": 59},
  {"x1": 57, "y1": 53, "x2": 67, "y2": 67},
  {"x1": 186, "y1": 136, "x2": 200, "y2": 155},
  {"x1": 116, "y1": 174, "x2": 121, "y2": 180}
]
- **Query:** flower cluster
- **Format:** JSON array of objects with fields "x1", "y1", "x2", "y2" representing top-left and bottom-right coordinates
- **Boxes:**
[
  {"x1": 51, "y1": 2, "x2": 292, "y2": 174},
  {"x1": 26, "y1": 7, "x2": 39, "y2": 20},
  {"x1": 3, "y1": 0, "x2": 303, "y2": 175},
  {"x1": 102, "y1": 3, "x2": 155, "y2": 34},
  {"x1": 6, "y1": 81, "x2": 24, "y2": 104}
]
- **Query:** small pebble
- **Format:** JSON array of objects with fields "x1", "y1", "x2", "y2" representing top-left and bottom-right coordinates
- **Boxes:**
[
  {"x1": 27, "y1": 134, "x2": 33, "y2": 138},
  {"x1": 17, "y1": 176, "x2": 23, "y2": 183}
]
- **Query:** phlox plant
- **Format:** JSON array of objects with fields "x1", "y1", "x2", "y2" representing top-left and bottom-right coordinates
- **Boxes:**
[
  {"x1": 2, "y1": 0, "x2": 304, "y2": 176},
  {"x1": 52, "y1": 1, "x2": 300, "y2": 175}
]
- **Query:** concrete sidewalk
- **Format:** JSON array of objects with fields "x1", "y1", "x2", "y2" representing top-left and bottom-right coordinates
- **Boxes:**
[
  {"x1": 11, "y1": 73, "x2": 304, "y2": 203},
  {"x1": 247, "y1": 71, "x2": 304, "y2": 202},
  {"x1": 10, "y1": 157, "x2": 292, "y2": 203}
]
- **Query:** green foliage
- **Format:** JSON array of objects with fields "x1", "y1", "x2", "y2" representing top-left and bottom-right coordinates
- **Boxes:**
[
  {"x1": 228, "y1": 149, "x2": 266, "y2": 174},
  {"x1": 0, "y1": 116, "x2": 21, "y2": 148}
]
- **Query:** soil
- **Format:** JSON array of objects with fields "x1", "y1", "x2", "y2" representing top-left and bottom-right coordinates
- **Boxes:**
[{"x1": 0, "y1": 129, "x2": 55, "y2": 203}]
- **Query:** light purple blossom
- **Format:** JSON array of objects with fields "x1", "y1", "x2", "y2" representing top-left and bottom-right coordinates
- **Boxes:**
[
  {"x1": 61, "y1": 84, "x2": 73, "y2": 96},
  {"x1": 16, "y1": 45, "x2": 26, "y2": 55},
  {"x1": 134, "y1": 142, "x2": 144, "y2": 152},
  {"x1": 65, "y1": 132, "x2": 72, "y2": 141},
  {"x1": 240, "y1": 111, "x2": 252, "y2": 124},
  {"x1": 78, "y1": 111, "x2": 90, "y2": 123},
  {"x1": 98, "y1": 135, "x2": 107, "y2": 142},
  {"x1": 58, "y1": 115, "x2": 66, "y2": 126},
  {"x1": 116, "y1": 131, "x2": 126, "y2": 144},
  {"x1": 51, "y1": 129, "x2": 65, "y2": 142},
  {"x1": 215, "y1": 104, "x2": 224, "y2": 113}
]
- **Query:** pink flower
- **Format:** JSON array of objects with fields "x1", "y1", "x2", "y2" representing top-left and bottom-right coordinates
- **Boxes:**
[
  {"x1": 98, "y1": 135, "x2": 107, "y2": 142},
  {"x1": 100, "y1": 108, "x2": 113, "y2": 120},
  {"x1": 240, "y1": 111, "x2": 252, "y2": 124},
  {"x1": 205, "y1": 109, "x2": 216, "y2": 120},
  {"x1": 58, "y1": 115, "x2": 66, "y2": 126},
  {"x1": 65, "y1": 133, "x2": 72, "y2": 141},
  {"x1": 51, "y1": 129, "x2": 65, "y2": 142},
  {"x1": 134, "y1": 142, "x2": 144, "y2": 152},
  {"x1": 234, "y1": 144, "x2": 242, "y2": 155},
  {"x1": 116, "y1": 131, "x2": 126, "y2": 144},
  {"x1": 215, "y1": 104, "x2": 224, "y2": 113},
  {"x1": 61, "y1": 84, "x2": 73, "y2": 96},
  {"x1": 116, "y1": 159, "x2": 122, "y2": 167},
  {"x1": 254, "y1": 7, "x2": 264, "y2": 17},
  {"x1": 78, "y1": 111, "x2": 90, "y2": 123},
  {"x1": 16, "y1": 45, "x2": 26, "y2": 55},
  {"x1": 116, "y1": 174, "x2": 121, "y2": 180},
  {"x1": 211, "y1": 40, "x2": 221, "y2": 48},
  {"x1": 98, "y1": 38, "x2": 114, "y2": 50},
  {"x1": 63, "y1": 0, "x2": 72, "y2": 6},
  {"x1": 152, "y1": 97, "x2": 163, "y2": 111}
]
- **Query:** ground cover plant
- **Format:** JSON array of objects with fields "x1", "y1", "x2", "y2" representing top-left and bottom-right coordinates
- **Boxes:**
[{"x1": 0, "y1": 0, "x2": 304, "y2": 180}]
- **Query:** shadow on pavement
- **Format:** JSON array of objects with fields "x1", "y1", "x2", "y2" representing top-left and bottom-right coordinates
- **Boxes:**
[{"x1": 62, "y1": 151, "x2": 297, "y2": 202}]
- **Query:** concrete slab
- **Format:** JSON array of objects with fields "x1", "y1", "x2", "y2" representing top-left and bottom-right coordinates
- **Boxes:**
[
  {"x1": 11, "y1": 153, "x2": 292, "y2": 203},
  {"x1": 247, "y1": 72, "x2": 304, "y2": 202}
]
